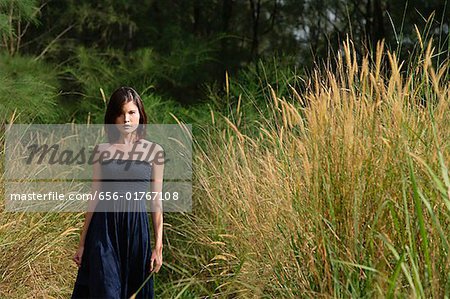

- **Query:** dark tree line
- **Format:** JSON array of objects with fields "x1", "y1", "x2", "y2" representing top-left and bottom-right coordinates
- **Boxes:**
[{"x1": 1, "y1": 0, "x2": 448, "y2": 105}]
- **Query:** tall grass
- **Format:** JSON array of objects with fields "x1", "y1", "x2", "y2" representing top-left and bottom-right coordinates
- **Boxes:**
[
  {"x1": 0, "y1": 122, "x2": 81, "y2": 297},
  {"x1": 0, "y1": 35, "x2": 449, "y2": 297},
  {"x1": 162, "y1": 38, "x2": 450, "y2": 297}
]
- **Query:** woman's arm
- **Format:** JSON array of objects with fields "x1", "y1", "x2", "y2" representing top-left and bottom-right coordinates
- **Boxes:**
[
  {"x1": 73, "y1": 150, "x2": 102, "y2": 266},
  {"x1": 149, "y1": 144, "x2": 164, "y2": 273}
]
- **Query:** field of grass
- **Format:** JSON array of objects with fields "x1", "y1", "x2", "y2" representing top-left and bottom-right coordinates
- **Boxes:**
[{"x1": 1, "y1": 38, "x2": 449, "y2": 298}]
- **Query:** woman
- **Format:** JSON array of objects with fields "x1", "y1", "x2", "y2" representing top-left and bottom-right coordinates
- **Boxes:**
[{"x1": 71, "y1": 87, "x2": 164, "y2": 298}]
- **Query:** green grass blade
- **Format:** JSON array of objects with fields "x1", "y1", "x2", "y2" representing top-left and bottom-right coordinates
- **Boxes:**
[{"x1": 408, "y1": 157, "x2": 433, "y2": 287}]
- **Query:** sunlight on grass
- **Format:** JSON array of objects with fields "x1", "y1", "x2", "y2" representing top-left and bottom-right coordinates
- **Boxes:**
[{"x1": 1, "y1": 34, "x2": 449, "y2": 297}]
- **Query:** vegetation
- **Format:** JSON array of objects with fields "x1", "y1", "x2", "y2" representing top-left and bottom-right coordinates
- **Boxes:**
[
  {"x1": 1, "y1": 35, "x2": 450, "y2": 297},
  {"x1": 0, "y1": 0, "x2": 449, "y2": 298}
]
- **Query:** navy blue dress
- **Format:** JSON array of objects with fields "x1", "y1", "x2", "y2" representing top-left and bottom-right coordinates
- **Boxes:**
[{"x1": 72, "y1": 159, "x2": 154, "y2": 299}]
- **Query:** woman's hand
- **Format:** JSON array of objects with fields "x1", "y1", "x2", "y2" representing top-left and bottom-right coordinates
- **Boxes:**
[
  {"x1": 149, "y1": 246, "x2": 163, "y2": 273},
  {"x1": 73, "y1": 246, "x2": 84, "y2": 267}
]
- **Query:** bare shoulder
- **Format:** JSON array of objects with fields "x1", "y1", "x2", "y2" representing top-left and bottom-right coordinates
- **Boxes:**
[
  {"x1": 138, "y1": 139, "x2": 165, "y2": 164},
  {"x1": 94, "y1": 142, "x2": 112, "y2": 153},
  {"x1": 139, "y1": 139, "x2": 164, "y2": 152},
  {"x1": 95, "y1": 142, "x2": 111, "y2": 150},
  {"x1": 91, "y1": 142, "x2": 112, "y2": 159}
]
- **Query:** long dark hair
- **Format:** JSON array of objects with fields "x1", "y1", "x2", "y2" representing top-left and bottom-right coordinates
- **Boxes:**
[{"x1": 104, "y1": 87, "x2": 147, "y2": 143}]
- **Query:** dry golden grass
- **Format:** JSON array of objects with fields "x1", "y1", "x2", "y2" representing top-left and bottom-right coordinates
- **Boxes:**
[
  {"x1": 1, "y1": 38, "x2": 449, "y2": 298},
  {"x1": 165, "y1": 39, "x2": 450, "y2": 298}
]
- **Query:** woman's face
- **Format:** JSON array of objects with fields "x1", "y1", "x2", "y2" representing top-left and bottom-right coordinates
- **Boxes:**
[{"x1": 115, "y1": 101, "x2": 140, "y2": 134}]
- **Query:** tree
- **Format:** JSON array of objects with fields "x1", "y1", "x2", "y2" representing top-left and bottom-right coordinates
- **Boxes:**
[{"x1": 0, "y1": 0, "x2": 42, "y2": 56}]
